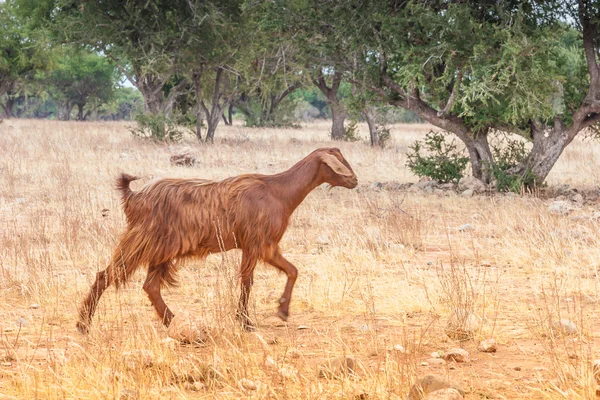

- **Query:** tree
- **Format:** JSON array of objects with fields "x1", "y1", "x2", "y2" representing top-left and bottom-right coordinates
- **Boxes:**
[
  {"x1": 0, "y1": 0, "x2": 52, "y2": 118},
  {"x1": 256, "y1": 0, "x2": 599, "y2": 186},
  {"x1": 53, "y1": 0, "x2": 193, "y2": 115},
  {"x1": 45, "y1": 49, "x2": 117, "y2": 120}
]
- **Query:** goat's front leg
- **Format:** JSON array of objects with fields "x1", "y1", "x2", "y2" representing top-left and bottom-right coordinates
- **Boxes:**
[
  {"x1": 267, "y1": 250, "x2": 298, "y2": 321},
  {"x1": 237, "y1": 252, "x2": 257, "y2": 331}
]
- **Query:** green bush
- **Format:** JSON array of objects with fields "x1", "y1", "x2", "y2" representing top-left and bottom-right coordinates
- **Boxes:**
[
  {"x1": 489, "y1": 138, "x2": 536, "y2": 192},
  {"x1": 341, "y1": 120, "x2": 361, "y2": 142},
  {"x1": 376, "y1": 125, "x2": 391, "y2": 148},
  {"x1": 406, "y1": 131, "x2": 469, "y2": 183},
  {"x1": 130, "y1": 113, "x2": 195, "y2": 142}
]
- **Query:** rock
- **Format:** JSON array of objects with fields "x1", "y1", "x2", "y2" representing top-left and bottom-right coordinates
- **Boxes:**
[
  {"x1": 318, "y1": 356, "x2": 359, "y2": 378},
  {"x1": 445, "y1": 309, "x2": 480, "y2": 341},
  {"x1": 279, "y1": 365, "x2": 298, "y2": 380},
  {"x1": 413, "y1": 180, "x2": 439, "y2": 190},
  {"x1": 29, "y1": 304, "x2": 40, "y2": 309},
  {"x1": 551, "y1": 319, "x2": 578, "y2": 336},
  {"x1": 478, "y1": 339, "x2": 497, "y2": 353},
  {"x1": 406, "y1": 375, "x2": 465, "y2": 400},
  {"x1": 393, "y1": 344, "x2": 407, "y2": 353},
  {"x1": 425, "y1": 388, "x2": 464, "y2": 400},
  {"x1": 548, "y1": 200, "x2": 573, "y2": 215},
  {"x1": 184, "y1": 381, "x2": 205, "y2": 391},
  {"x1": 443, "y1": 348, "x2": 470, "y2": 363},
  {"x1": 167, "y1": 313, "x2": 209, "y2": 344},
  {"x1": 456, "y1": 224, "x2": 474, "y2": 232},
  {"x1": 122, "y1": 350, "x2": 154, "y2": 370},
  {"x1": 315, "y1": 235, "x2": 329, "y2": 245},
  {"x1": 572, "y1": 193, "x2": 584, "y2": 204},
  {"x1": 430, "y1": 351, "x2": 442, "y2": 358},
  {"x1": 458, "y1": 176, "x2": 486, "y2": 193},
  {"x1": 370, "y1": 182, "x2": 384, "y2": 191},
  {"x1": 439, "y1": 183, "x2": 456, "y2": 190},
  {"x1": 460, "y1": 189, "x2": 474, "y2": 198},
  {"x1": 170, "y1": 150, "x2": 196, "y2": 167},
  {"x1": 239, "y1": 378, "x2": 257, "y2": 390},
  {"x1": 16, "y1": 318, "x2": 29, "y2": 327}
]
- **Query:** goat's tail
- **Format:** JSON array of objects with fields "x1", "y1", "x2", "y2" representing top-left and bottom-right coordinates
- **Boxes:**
[{"x1": 116, "y1": 173, "x2": 140, "y2": 203}]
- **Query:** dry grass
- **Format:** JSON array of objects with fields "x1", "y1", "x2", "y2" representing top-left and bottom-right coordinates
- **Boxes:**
[{"x1": 2, "y1": 119, "x2": 600, "y2": 399}]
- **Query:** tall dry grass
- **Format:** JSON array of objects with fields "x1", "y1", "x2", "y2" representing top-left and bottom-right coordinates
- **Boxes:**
[{"x1": 1, "y1": 118, "x2": 600, "y2": 399}]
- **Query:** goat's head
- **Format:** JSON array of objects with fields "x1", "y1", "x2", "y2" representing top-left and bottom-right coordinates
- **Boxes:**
[{"x1": 316, "y1": 148, "x2": 358, "y2": 189}]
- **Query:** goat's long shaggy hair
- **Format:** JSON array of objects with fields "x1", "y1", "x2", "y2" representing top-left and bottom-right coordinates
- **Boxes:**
[{"x1": 78, "y1": 147, "x2": 357, "y2": 332}]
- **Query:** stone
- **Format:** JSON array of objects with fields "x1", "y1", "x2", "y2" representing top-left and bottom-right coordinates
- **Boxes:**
[
  {"x1": 170, "y1": 150, "x2": 196, "y2": 167},
  {"x1": 16, "y1": 318, "x2": 29, "y2": 327},
  {"x1": 548, "y1": 200, "x2": 573, "y2": 215},
  {"x1": 239, "y1": 378, "x2": 257, "y2": 390},
  {"x1": 478, "y1": 339, "x2": 497, "y2": 353},
  {"x1": 439, "y1": 183, "x2": 456, "y2": 190},
  {"x1": 443, "y1": 348, "x2": 470, "y2": 363},
  {"x1": 406, "y1": 375, "x2": 465, "y2": 400},
  {"x1": 458, "y1": 176, "x2": 486, "y2": 193},
  {"x1": 393, "y1": 344, "x2": 407, "y2": 353},
  {"x1": 167, "y1": 313, "x2": 209, "y2": 344},
  {"x1": 460, "y1": 189, "x2": 474, "y2": 198},
  {"x1": 551, "y1": 319, "x2": 578, "y2": 336},
  {"x1": 29, "y1": 304, "x2": 40, "y2": 309},
  {"x1": 425, "y1": 388, "x2": 464, "y2": 400},
  {"x1": 456, "y1": 224, "x2": 474, "y2": 232},
  {"x1": 445, "y1": 309, "x2": 480, "y2": 341},
  {"x1": 413, "y1": 180, "x2": 439, "y2": 190},
  {"x1": 318, "y1": 356, "x2": 359, "y2": 378},
  {"x1": 572, "y1": 193, "x2": 584, "y2": 204},
  {"x1": 122, "y1": 350, "x2": 154, "y2": 370}
]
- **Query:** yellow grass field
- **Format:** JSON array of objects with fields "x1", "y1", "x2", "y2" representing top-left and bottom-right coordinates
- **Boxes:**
[{"x1": 3, "y1": 118, "x2": 600, "y2": 399}]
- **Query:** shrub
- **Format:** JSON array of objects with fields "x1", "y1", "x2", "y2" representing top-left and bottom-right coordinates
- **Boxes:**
[
  {"x1": 341, "y1": 120, "x2": 361, "y2": 142},
  {"x1": 489, "y1": 138, "x2": 536, "y2": 192},
  {"x1": 406, "y1": 131, "x2": 469, "y2": 183},
  {"x1": 130, "y1": 113, "x2": 195, "y2": 142},
  {"x1": 376, "y1": 125, "x2": 391, "y2": 148}
]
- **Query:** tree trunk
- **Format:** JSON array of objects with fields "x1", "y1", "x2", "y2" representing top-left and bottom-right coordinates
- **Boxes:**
[
  {"x1": 222, "y1": 103, "x2": 233, "y2": 125},
  {"x1": 463, "y1": 134, "x2": 494, "y2": 183},
  {"x1": 76, "y1": 104, "x2": 85, "y2": 121},
  {"x1": 192, "y1": 72, "x2": 203, "y2": 141},
  {"x1": 363, "y1": 108, "x2": 379, "y2": 147},
  {"x1": 330, "y1": 103, "x2": 346, "y2": 140}
]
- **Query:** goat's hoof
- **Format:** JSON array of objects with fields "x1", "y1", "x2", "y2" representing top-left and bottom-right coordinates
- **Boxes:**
[
  {"x1": 276, "y1": 310, "x2": 289, "y2": 322},
  {"x1": 76, "y1": 321, "x2": 90, "y2": 335}
]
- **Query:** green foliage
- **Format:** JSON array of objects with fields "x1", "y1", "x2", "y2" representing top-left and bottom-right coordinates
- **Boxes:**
[
  {"x1": 376, "y1": 126, "x2": 391, "y2": 148},
  {"x1": 489, "y1": 137, "x2": 537, "y2": 192},
  {"x1": 131, "y1": 113, "x2": 195, "y2": 142},
  {"x1": 406, "y1": 131, "x2": 469, "y2": 183},
  {"x1": 341, "y1": 120, "x2": 361, "y2": 142}
]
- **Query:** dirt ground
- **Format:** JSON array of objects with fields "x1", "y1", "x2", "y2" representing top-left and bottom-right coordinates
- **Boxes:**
[{"x1": 2, "y1": 119, "x2": 600, "y2": 399}]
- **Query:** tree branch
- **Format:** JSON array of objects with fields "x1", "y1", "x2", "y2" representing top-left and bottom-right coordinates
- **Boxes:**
[{"x1": 437, "y1": 68, "x2": 464, "y2": 117}]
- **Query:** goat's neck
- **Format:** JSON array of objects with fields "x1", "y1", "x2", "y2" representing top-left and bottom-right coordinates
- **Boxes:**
[{"x1": 271, "y1": 156, "x2": 324, "y2": 214}]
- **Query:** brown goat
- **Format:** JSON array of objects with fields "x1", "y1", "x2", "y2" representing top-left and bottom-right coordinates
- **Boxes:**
[{"x1": 77, "y1": 147, "x2": 358, "y2": 333}]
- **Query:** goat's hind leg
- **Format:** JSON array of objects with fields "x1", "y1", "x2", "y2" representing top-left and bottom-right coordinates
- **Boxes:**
[
  {"x1": 77, "y1": 269, "x2": 111, "y2": 334},
  {"x1": 236, "y1": 252, "x2": 258, "y2": 331},
  {"x1": 143, "y1": 262, "x2": 176, "y2": 327}
]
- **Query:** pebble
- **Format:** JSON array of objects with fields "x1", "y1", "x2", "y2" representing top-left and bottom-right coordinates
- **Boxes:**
[
  {"x1": 406, "y1": 375, "x2": 465, "y2": 400},
  {"x1": 551, "y1": 319, "x2": 578, "y2": 336},
  {"x1": 425, "y1": 388, "x2": 464, "y2": 399},
  {"x1": 443, "y1": 348, "x2": 470, "y2": 363},
  {"x1": 239, "y1": 378, "x2": 257, "y2": 390},
  {"x1": 478, "y1": 339, "x2": 497, "y2": 353}
]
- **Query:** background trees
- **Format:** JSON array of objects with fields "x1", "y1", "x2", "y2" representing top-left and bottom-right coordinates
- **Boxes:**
[{"x1": 3, "y1": 0, "x2": 600, "y2": 189}]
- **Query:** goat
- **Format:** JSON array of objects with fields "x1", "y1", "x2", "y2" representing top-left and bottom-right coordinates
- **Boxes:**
[{"x1": 77, "y1": 147, "x2": 358, "y2": 333}]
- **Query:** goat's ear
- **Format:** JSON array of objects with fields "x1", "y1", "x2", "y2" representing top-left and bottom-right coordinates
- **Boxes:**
[{"x1": 320, "y1": 153, "x2": 354, "y2": 177}]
